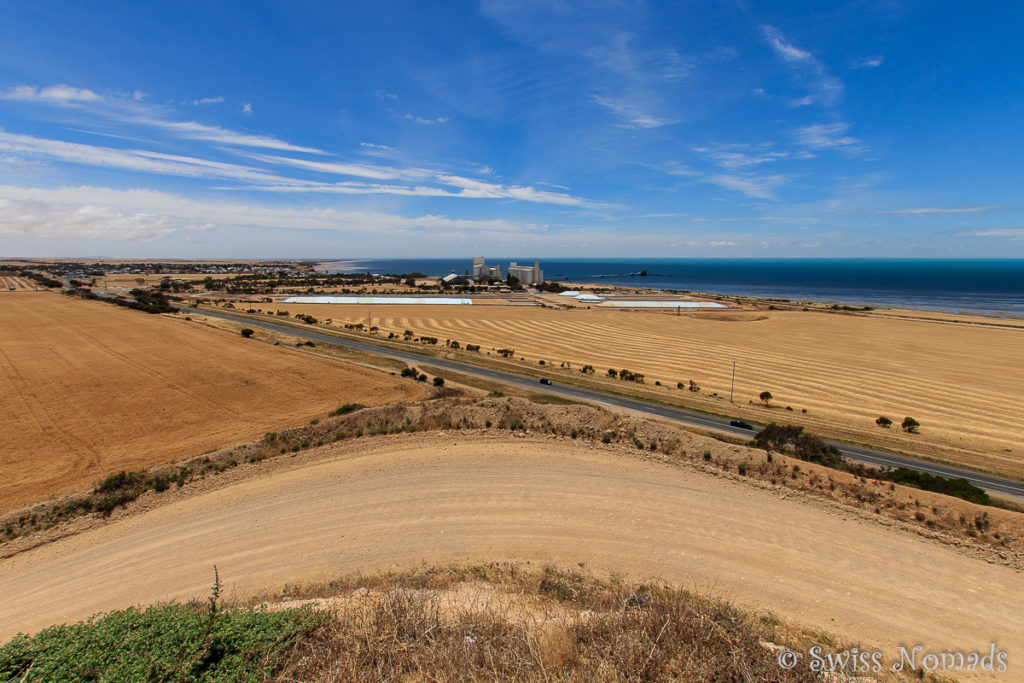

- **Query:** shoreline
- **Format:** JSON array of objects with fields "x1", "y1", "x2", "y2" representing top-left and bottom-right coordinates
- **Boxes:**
[{"x1": 313, "y1": 259, "x2": 1024, "y2": 320}]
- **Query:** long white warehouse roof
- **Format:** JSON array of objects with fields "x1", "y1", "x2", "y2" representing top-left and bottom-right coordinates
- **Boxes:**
[
  {"x1": 283, "y1": 296, "x2": 472, "y2": 305},
  {"x1": 598, "y1": 300, "x2": 726, "y2": 308}
]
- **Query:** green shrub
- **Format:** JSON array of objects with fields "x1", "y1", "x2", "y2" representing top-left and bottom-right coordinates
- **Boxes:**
[
  {"x1": 0, "y1": 601, "x2": 323, "y2": 682},
  {"x1": 330, "y1": 403, "x2": 365, "y2": 416}
]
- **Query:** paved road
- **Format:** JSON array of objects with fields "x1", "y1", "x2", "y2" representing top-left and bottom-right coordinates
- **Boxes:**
[{"x1": 198, "y1": 306, "x2": 1024, "y2": 498}]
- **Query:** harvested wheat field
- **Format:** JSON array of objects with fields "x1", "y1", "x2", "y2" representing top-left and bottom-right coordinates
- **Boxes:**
[
  {"x1": 0, "y1": 432, "x2": 1020, "y2": 679},
  {"x1": 0, "y1": 293, "x2": 421, "y2": 512},
  {"x1": 0, "y1": 277, "x2": 34, "y2": 292},
  {"x1": 270, "y1": 302, "x2": 1024, "y2": 476}
]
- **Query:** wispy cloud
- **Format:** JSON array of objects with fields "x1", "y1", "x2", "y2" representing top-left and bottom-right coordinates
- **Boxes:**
[
  {"x1": 1, "y1": 84, "x2": 103, "y2": 104},
  {"x1": 400, "y1": 113, "x2": 449, "y2": 125},
  {"x1": 242, "y1": 152, "x2": 415, "y2": 181},
  {"x1": 852, "y1": 56, "x2": 883, "y2": 69},
  {"x1": 0, "y1": 131, "x2": 303, "y2": 185},
  {"x1": 954, "y1": 227, "x2": 1024, "y2": 239},
  {"x1": 133, "y1": 117, "x2": 324, "y2": 154},
  {"x1": 192, "y1": 96, "x2": 225, "y2": 106},
  {"x1": 760, "y1": 25, "x2": 842, "y2": 108},
  {"x1": 761, "y1": 25, "x2": 813, "y2": 63},
  {"x1": 877, "y1": 205, "x2": 1004, "y2": 216},
  {"x1": 794, "y1": 122, "x2": 862, "y2": 151},
  {"x1": 435, "y1": 174, "x2": 597, "y2": 206},
  {"x1": 706, "y1": 173, "x2": 786, "y2": 200},
  {"x1": 693, "y1": 143, "x2": 808, "y2": 170},
  {"x1": 590, "y1": 95, "x2": 674, "y2": 128},
  {"x1": 242, "y1": 102, "x2": 253, "y2": 116},
  {"x1": 0, "y1": 185, "x2": 546, "y2": 241}
]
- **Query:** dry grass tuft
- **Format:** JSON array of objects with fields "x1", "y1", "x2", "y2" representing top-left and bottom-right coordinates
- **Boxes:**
[{"x1": 273, "y1": 564, "x2": 825, "y2": 682}]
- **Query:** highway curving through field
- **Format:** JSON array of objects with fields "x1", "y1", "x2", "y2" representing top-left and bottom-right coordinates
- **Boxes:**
[{"x1": 197, "y1": 307, "x2": 1024, "y2": 499}]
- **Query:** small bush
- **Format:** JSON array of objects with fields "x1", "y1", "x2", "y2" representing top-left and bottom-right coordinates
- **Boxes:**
[{"x1": 330, "y1": 403, "x2": 365, "y2": 416}]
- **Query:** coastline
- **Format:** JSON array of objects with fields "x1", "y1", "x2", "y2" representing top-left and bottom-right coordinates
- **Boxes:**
[{"x1": 312, "y1": 258, "x2": 1024, "y2": 319}]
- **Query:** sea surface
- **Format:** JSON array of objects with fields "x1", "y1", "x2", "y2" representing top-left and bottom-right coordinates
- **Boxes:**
[{"x1": 317, "y1": 259, "x2": 1024, "y2": 318}]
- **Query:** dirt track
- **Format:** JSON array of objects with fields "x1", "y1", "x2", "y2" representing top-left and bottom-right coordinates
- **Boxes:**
[{"x1": 0, "y1": 433, "x2": 1020, "y2": 676}]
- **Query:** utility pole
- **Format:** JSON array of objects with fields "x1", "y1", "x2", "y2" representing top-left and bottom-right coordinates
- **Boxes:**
[{"x1": 729, "y1": 359, "x2": 736, "y2": 403}]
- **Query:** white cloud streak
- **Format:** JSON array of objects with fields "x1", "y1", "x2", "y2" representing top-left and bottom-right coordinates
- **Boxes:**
[
  {"x1": 1, "y1": 84, "x2": 103, "y2": 104},
  {"x1": 0, "y1": 186, "x2": 545, "y2": 241},
  {"x1": 794, "y1": 122, "x2": 862, "y2": 151},
  {"x1": 706, "y1": 174, "x2": 787, "y2": 200},
  {"x1": 760, "y1": 25, "x2": 843, "y2": 108},
  {"x1": 590, "y1": 95, "x2": 674, "y2": 128},
  {"x1": 0, "y1": 131, "x2": 308, "y2": 186},
  {"x1": 954, "y1": 227, "x2": 1024, "y2": 239}
]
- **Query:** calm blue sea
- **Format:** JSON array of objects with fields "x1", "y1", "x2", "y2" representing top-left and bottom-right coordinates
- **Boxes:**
[{"x1": 318, "y1": 259, "x2": 1024, "y2": 317}]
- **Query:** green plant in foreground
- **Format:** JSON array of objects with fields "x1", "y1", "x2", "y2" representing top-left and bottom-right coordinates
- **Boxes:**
[{"x1": 0, "y1": 567, "x2": 323, "y2": 682}]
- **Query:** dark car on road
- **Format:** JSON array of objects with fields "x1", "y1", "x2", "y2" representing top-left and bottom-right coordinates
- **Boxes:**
[
  {"x1": 539, "y1": 378, "x2": 553, "y2": 385},
  {"x1": 730, "y1": 419, "x2": 753, "y2": 430}
]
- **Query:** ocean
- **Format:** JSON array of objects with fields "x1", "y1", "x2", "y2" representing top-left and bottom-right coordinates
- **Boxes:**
[{"x1": 317, "y1": 258, "x2": 1024, "y2": 318}]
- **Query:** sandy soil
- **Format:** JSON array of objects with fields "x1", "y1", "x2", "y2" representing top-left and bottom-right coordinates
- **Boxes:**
[
  {"x1": 265, "y1": 302, "x2": 1024, "y2": 476},
  {"x1": 0, "y1": 432, "x2": 1019, "y2": 677},
  {"x1": 0, "y1": 293, "x2": 422, "y2": 512}
]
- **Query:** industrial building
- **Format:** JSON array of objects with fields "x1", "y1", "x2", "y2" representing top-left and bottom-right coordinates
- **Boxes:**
[
  {"x1": 472, "y1": 257, "x2": 503, "y2": 281},
  {"x1": 507, "y1": 261, "x2": 544, "y2": 286}
]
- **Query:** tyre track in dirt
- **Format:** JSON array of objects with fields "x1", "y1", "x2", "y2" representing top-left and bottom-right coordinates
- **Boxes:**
[{"x1": 0, "y1": 434, "x2": 1020, "y2": 680}]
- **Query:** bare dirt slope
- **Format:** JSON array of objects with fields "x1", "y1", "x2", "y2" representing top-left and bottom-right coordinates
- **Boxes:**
[
  {"x1": 0, "y1": 293, "x2": 421, "y2": 512},
  {"x1": 270, "y1": 302, "x2": 1024, "y2": 475},
  {"x1": 1, "y1": 433, "x2": 1019, "y2": 676}
]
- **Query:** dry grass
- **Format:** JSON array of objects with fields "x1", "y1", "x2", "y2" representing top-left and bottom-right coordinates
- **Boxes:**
[
  {"x1": 274, "y1": 564, "x2": 826, "y2": 682},
  {"x1": 0, "y1": 293, "x2": 422, "y2": 512},
  {"x1": 269, "y1": 563, "x2": 941, "y2": 682},
  {"x1": 264, "y1": 302, "x2": 1024, "y2": 478}
]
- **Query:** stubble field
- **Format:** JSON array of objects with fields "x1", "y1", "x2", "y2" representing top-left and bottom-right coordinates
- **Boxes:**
[
  {"x1": 267, "y1": 302, "x2": 1024, "y2": 476},
  {"x1": 0, "y1": 293, "x2": 421, "y2": 512}
]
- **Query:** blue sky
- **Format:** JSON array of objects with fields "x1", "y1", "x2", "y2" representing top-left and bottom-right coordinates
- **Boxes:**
[{"x1": 1, "y1": 0, "x2": 1022, "y2": 258}]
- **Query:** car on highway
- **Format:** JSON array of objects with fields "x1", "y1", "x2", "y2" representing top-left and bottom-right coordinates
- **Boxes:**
[
  {"x1": 539, "y1": 378, "x2": 553, "y2": 385},
  {"x1": 730, "y1": 419, "x2": 754, "y2": 430}
]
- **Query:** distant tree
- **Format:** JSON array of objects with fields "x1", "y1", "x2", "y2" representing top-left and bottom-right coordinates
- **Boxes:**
[
  {"x1": 240, "y1": 328, "x2": 254, "y2": 338},
  {"x1": 759, "y1": 391, "x2": 773, "y2": 406},
  {"x1": 433, "y1": 376, "x2": 445, "y2": 386},
  {"x1": 689, "y1": 379, "x2": 700, "y2": 392},
  {"x1": 901, "y1": 417, "x2": 920, "y2": 433},
  {"x1": 506, "y1": 274, "x2": 522, "y2": 290},
  {"x1": 607, "y1": 368, "x2": 618, "y2": 378},
  {"x1": 404, "y1": 277, "x2": 416, "y2": 287},
  {"x1": 875, "y1": 416, "x2": 893, "y2": 428}
]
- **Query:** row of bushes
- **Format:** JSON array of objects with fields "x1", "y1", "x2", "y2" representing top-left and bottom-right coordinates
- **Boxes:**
[{"x1": 753, "y1": 423, "x2": 989, "y2": 505}]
